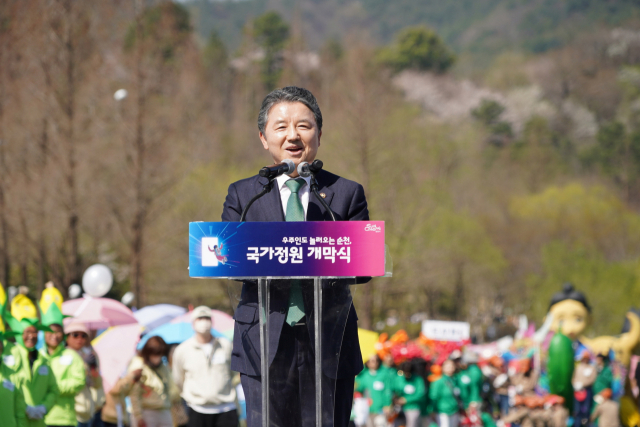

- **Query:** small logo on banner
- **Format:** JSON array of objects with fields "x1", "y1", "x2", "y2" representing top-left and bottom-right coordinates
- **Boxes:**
[
  {"x1": 201, "y1": 237, "x2": 228, "y2": 266},
  {"x1": 364, "y1": 224, "x2": 382, "y2": 233}
]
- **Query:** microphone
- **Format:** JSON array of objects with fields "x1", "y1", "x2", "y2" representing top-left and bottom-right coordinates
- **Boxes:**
[
  {"x1": 259, "y1": 159, "x2": 295, "y2": 179},
  {"x1": 297, "y1": 159, "x2": 336, "y2": 221},
  {"x1": 296, "y1": 160, "x2": 323, "y2": 177}
]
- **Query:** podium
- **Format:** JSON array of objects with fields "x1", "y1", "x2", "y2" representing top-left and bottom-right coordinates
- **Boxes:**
[{"x1": 189, "y1": 221, "x2": 390, "y2": 427}]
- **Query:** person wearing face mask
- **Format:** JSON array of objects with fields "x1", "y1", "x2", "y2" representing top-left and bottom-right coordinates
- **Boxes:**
[
  {"x1": 129, "y1": 336, "x2": 180, "y2": 427},
  {"x1": 172, "y1": 306, "x2": 238, "y2": 427}
]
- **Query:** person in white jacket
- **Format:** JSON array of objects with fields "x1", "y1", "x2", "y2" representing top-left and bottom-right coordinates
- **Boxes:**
[{"x1": 172, "y1": 306, "x2": 238, "y2": 427}]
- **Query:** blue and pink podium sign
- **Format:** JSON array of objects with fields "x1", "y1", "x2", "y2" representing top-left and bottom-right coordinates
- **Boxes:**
[
  {"x1": 189, "y1": 221, "x2": 386, "y2": 278},
  {"x1": 189, "y1": 220, "x2": 388, "y2": 427}
]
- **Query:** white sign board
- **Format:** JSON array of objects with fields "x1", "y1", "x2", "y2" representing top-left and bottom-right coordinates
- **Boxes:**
[{"x1": 422, "y1": 320, "x2": 470, "y2": 342}]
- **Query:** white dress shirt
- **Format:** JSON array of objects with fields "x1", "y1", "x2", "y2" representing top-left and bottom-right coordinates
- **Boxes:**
[{"x1": 275, "y1": 174, "x2": 312, "y2": 220}]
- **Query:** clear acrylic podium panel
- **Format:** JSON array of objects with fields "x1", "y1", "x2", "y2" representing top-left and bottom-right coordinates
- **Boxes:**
[
  {"x1": 228, "y1": 277, "x2": 357, "y2": 427},
  {"x1": 226, "y1": 247, "x2": 392, "y2": 427}
]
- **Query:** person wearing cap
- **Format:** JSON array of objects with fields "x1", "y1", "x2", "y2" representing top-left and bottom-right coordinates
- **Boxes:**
[
  {"x1": 590, "y1": 389, "x2": 620, "y2": 427},
  {"x1": 510, "y1": 358, "x2": 538, "y2": 397},
  {"x1": 4, "y1": 294, "x2": 59, "y2": 427},
  {"x1": 354, "y1": 354, "x2": 393, "y2": 424},
  {"x1": 64, "y1": 321, "x2": 97, "y2": 427},
  {"x1": 172, "y1": 306, "x2": 238, "y2": 427},
  {"x1": 455, "y1": 352, "x2": 483, "y2": 409},
  {"x1": 38, "y1": 285, "x2": 86, "y2": 427},
  {"x1": 0, "y1": 330, "x2": 27, "y2": 427}
]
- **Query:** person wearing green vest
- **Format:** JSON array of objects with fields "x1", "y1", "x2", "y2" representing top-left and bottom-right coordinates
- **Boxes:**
[
  {"x1": 5, "y1": 294, "x2": 59, "y2": 427},
  {"x1": 355, "y1": 355, "x2": 393, "y2": 418},
  {"x1": 392, "y1": 360, "x2": 427, "y2": 427},
  {"x1": 0, "y1": 331, "x2": 27, "y2": 427},
  {"x1": 429, "y1": 359, "x2": 461, "y2": 427},
  {"x1": 38, "y1": 283, "x2": 86, "y2": 427}
]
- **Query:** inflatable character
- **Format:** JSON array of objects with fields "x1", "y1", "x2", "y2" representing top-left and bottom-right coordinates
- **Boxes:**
[{"x1": 548, "y1": 284, "x2": 640, "y2": 367}]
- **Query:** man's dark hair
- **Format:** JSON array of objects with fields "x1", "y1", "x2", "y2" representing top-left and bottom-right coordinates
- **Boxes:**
[
  {"x1": 549, "y1": 283, "x2": 591, "y2": 312},
  {"x1": 257, "y1": 86, "x2": 323, "y2": 134}
]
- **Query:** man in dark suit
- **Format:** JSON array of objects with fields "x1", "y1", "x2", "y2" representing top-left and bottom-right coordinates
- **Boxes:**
[{"x1": 221, "y1": 86, "x2": 369, "y2": 427}]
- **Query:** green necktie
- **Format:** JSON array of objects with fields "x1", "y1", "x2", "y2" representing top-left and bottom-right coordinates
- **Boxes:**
[{"x1": 285, "y1": 178, "x2": 306, "y2": 326}]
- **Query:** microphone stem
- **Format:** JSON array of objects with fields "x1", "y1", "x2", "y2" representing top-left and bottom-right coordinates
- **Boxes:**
[
  {"x1": 310, "y1": 174, "x2": 336, "y2": 221},
  {"x1": 240, "y1": 179, "x2": 274, "y2": 222}
]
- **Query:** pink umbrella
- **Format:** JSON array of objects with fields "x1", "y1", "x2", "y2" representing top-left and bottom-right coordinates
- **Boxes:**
[
  {"x1": 171, "y1": 309, "x2": 234, "y2": 334},
  {"x1": 91, "y1": 323, "x2": 143, "y2": 393},
  {"x1": 62, "y1": 296, "x2": 137, "y2": 330}
]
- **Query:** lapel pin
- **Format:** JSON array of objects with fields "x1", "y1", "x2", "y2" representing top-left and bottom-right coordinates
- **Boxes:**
[{"x1": 320, "y1": 193, "x2": 326, "y2": 198}]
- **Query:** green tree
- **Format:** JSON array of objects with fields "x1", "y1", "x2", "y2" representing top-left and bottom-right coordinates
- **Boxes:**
[
  {"x1": 583, "y1": 122, "x2": 640, "y2": 204},
  {"x1": 377, "y1": 26, "x2": 455, "y2": 73},
  {"x1": 472, "y1": 99, "x2": 513, "y2": 146},
  {"x1": 124, "y1": 1, "x2": 191, "y2": 63},
  {"x1": 253, "y1": 11, "x2": 289, "y2": 90},
  {"x1": 203, "y1": 30, "x2": 228, "y2": 69}
]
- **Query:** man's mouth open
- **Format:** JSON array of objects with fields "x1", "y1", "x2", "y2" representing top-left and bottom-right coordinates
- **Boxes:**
[{"x1": 286, "y1": 146, "x2": 303, "y2": 156}]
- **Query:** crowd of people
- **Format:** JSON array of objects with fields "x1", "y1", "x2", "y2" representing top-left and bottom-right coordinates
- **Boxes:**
[
  {"x1": 0, "y1": 281, "x2": 626, "y2": 427},
  {"x1": 0, "y1": 284, "x2": 239, "y2": 427},
  {"x1": 350, "y1": 349, "x2": 619, "y2": 427}
]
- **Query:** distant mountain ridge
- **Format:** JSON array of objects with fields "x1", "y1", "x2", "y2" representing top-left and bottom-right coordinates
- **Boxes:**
[{"x1": 184, "y1": 0, "x2": 640, "y2": 60}]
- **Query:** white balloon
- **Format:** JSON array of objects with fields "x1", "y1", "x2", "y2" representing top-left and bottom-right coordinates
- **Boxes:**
[
  {"x1": 121, "y1": 291, "x2": 135, "y2": 306},
  {"x1": 68, "y1": 284, "x2": 82, "y2": 299},
  {"x1": 113, "y1": 88, "x2": 128, "y2": 101},
  {"x1": 82, "y1": 264, "x2": 113, "y2": 298}
]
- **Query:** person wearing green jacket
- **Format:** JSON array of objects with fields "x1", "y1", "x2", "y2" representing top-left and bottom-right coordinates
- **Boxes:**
[
  {"x1": 5, "y1": 294, "x2": 59, "y2": 427},
  {"x1": 392, "y1": 361, "x2": 427, "y2": 427},
  {"x1": 40, "y1": 329, "x2": 86, "y2": 426},
  {"x1": 429, "y1": 359, "x2": 461, "y2": 427},
  {"x1": 593, "y1": 354, "x2": 613, "y2": 397},
  {"x1": 37, "y1": 282, "x2": 86, "y2": 427},
  {"x1": 355, "y1": 355, "x2": 394, "y2": 417},
  {"x1": 0, "y1": 331, "x2": 27, "y2": 427}
]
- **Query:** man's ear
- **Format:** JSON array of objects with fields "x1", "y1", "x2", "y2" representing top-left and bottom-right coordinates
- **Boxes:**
[{"x1": 259, "y1": 132, "x2": 269, "y2": 150}]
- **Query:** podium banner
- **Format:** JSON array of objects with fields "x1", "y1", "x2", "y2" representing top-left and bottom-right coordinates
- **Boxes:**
[{"x1": 189, "y1": 221, "x2": 385, "y2": 278}]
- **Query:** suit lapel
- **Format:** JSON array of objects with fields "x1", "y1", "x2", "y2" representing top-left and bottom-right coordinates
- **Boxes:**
[
  {"x1": 307, "y1": 171, "x2": 335, "y2": 221},
  {"x1": 255, "y1": 176, "x2": 285, "y2": 221}
]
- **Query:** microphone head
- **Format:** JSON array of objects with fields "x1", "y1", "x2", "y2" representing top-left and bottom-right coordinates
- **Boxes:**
[
  {"x1": 297, "y1": 161, "x2": 311, "y2": 178},
  {"x1": 309, "y1": 159, "x2": 324, "y2": 174},
  {"x1": 282, "y1": 159, "x2": 295, "y2": 175},
  {"x1": 258, "y1": 167, "x2": 270, "y2": 178}
]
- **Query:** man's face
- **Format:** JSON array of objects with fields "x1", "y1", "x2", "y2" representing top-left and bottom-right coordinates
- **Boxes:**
[
  {"x1": 45, "y1": 324, "x2": 64, "y2": 350},
  {"x1": 23, "y1": 326, "x2": 38, "y2": 349},
  {"x1": 259, "y1": 101, "x2": 321, "y2": 177}
]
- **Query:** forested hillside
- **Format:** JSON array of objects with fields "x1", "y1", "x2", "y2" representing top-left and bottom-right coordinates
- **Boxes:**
[{"x1": 185, "y1": 0, "x2": 640, "y2": 62}]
